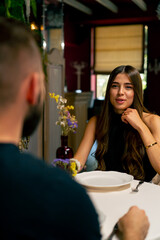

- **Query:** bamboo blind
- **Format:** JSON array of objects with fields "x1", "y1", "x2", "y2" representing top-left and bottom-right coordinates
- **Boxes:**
[{"x1": 94, "y1": 25, "x2": 143, "y2": 72}]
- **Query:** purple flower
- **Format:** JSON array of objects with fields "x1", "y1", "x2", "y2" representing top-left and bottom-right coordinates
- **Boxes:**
[
  {"x1": 51, "y1": 158, "x2": 75, "y2": 176},
  {"x1": 67, "y1": 111, "x2": 70, "y2": 117},
  {"x1": 51, "y1": 158, "x2": 70, "y2": 166},
  {"x1": 67, "y1": 119, "x2": 78, "y2": 129},
  {"x1": 67, "y1": 119, "x2": 73, "y2": 127},
  {"x1": 74, "y1": 122, "x2": 78, "y2": 128}
]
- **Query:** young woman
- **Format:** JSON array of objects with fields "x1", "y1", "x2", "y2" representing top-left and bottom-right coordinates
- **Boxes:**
[{"x1": 73, "y1": 65, "x2": 160, "y2": 181}]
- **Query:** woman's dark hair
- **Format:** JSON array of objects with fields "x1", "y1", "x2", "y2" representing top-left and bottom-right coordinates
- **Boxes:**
[{"x1": 95, "y1": 65, "x2": 148, "y2": 179}]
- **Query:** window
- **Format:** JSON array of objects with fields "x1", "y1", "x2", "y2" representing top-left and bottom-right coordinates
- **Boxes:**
[
  {"x1": 91, "y1": 24, "x2": 148, "y2": 99},
  {"x1": 95, "y1": 24, "x2": 144, "y2": 72},
  {"x1": 96, "y1": 74, "x2": 109, "y2": 100}
]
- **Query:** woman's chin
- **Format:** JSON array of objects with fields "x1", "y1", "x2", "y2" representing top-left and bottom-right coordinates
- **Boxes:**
[{"x1": 113, "y1": 108, "x2": 125, "y2": 114}]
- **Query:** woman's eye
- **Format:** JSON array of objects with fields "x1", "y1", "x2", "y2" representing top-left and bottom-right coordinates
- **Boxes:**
[
  {"x1": 125, "y1": 86, "x2": 133, "y2": 89},
  {"x1": 111, "y1": 84, "x2": 118, "y2": 88}
]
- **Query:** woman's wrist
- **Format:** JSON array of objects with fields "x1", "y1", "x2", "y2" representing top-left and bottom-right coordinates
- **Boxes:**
[
  {"x1": 145, "y1": 141, "x2": 157, "y2": 149},
  {"x1": 70, "y1": 158, "x2": 84, "y2": 171}
]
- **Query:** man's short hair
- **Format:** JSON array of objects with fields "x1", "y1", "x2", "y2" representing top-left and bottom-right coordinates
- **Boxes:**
[{"x1": 0, "y1": 17, "x2": 42, "y2": 107}]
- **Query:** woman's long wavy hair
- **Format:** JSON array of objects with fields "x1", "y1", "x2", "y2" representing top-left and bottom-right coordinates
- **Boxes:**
[{"x1": 95, "y1": 65, "x2": 148, "y2": 180}]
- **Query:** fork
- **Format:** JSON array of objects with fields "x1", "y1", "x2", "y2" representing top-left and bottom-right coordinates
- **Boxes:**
[
  {"x1": 131, "y1": 181, "x2": 144, "y2": 192},
  {"x1": 107, "y1": 223, "x2": 118, "y2": 240}
]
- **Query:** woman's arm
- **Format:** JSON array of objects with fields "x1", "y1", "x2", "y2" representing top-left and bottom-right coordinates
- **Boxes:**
[
  {"x1": 73, "y1": 116, "x2": 97, "y2": 169},
  {"x1": 121, "y1": 108, "x2": 160, "y2": 174},
  {"x1": 139, "y1": 114, "x2": 160, "y2": 174}
]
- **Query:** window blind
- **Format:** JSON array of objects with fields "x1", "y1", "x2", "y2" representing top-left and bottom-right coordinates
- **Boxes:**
[{"x1": 94, "y1": 25, "x2": 144, "y2": 73}]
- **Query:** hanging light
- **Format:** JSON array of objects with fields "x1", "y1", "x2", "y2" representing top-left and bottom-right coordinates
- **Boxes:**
[{"x1": 30, "y1": 23, "x2": 38, "y2": 30}]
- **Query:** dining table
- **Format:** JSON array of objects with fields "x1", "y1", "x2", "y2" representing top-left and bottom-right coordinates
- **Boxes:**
[{"x1": 75, "y1": 171, "x2": 160, "y2": 240}]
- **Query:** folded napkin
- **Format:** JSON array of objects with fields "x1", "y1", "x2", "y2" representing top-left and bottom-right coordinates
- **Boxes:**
[{"x1": 70, "y1": 158, "x2": 82, "y2": 171}]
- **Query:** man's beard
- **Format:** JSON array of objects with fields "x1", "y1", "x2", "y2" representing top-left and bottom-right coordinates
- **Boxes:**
[{"x1": 22, "y1": 95, "x2": 43, "y2": 138}]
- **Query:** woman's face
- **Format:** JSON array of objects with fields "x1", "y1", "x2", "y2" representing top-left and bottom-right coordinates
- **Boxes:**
[{"x1": 109, "y1": 73, "x2": 134, "y2": 114}]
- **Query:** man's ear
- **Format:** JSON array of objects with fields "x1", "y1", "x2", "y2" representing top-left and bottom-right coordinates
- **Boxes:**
[{"x1": 26, "y1": 72, "x2": 39, "y2": 105}]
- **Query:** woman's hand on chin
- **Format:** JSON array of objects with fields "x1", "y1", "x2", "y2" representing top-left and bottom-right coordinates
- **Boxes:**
[{"x1": 121, "y1": 108, "x2": 145, "y2": 131}]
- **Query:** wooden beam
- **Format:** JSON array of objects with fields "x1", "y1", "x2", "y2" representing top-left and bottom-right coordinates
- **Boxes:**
[
  {"x1": 96, "y1": 0, "x2": 118, "y2": 13},
  {"x1": 63, "y1": 0, "x2": 92, "y2": 15},
  {"x1": 131, "y1": 0, "x2": 147, "y2": 11}
]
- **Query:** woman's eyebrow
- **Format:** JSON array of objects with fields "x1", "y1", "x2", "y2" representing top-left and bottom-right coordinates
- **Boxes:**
[
  {"x1": 112, "y1": 81, "x2": 119, "y2": 84},
  {"x1": 125, "y1": 82, "x2": 133, "y2": 85},
  {"x1": 112, "y1": 82, "x2": 133, "y2": 85}
]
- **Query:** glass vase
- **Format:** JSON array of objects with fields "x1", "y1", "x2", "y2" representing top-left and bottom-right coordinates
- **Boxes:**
[{"x1": 56, "y1": 135, "x2": 73, "y2": 159}]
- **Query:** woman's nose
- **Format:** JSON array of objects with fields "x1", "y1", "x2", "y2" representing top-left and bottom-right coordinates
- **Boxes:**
[{"x1": 118, "y1": 86, "x2": 124, "y2": 95}]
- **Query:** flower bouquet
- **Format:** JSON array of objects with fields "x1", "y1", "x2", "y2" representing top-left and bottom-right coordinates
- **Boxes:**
[
  {"x1": 51, "y1": 158, "x2": 79, "y2": 177},
  {"x1": 49, "y1": 93, "x2": 78, "y2": 136},
  {"x1": 49, "y1": 93, "x2": 80, "y2": 174}
]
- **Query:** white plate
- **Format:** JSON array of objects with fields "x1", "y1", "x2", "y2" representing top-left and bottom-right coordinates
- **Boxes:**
[{"x1": 75, "y1": 171, "x2": 134, "y2": 191}]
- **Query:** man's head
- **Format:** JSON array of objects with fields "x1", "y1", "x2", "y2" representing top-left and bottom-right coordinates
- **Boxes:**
[{"x1": 0, "y1": 17, "x2": 45, "y2": 137}]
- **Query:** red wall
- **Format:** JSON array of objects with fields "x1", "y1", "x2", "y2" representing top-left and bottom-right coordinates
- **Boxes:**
[
  {"x1": 64, "y1": 14, "x2": 91, "y2": 92},
  {"x1": 147, "y1": 21, "x2": 160, "y2": 115}
]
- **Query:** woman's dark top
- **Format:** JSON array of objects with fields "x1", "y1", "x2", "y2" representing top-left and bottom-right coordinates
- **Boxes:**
[{"x1": 103, "y1": 113, "x2": 156, "y2": 182}]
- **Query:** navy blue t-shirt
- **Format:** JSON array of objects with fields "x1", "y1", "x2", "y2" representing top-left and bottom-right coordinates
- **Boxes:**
[{"x1": 0, "y1": 143, "x2": 101, "y2": 240}]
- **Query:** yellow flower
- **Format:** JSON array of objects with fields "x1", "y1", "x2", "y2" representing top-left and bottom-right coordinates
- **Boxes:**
[
  {"x1": 49, "y1": 93, "x2": 59, "y2": 103},
  {"x1": 71, "y1": 115, "x2": 76, "y2": 120},
  {"x1": 67, "y1": 105, "x2": 74, "y2": 110},
  {"x1": 70, "y1": 162, "x2": 77, "y2": 177},
  {"x1": 54, "y1": 95, "x2": 60, "y2": 103}
]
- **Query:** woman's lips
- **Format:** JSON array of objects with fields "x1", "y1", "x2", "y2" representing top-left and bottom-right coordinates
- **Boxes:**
[{"x1": 116, "y1": 99, "x2": 126, "y2": 104}]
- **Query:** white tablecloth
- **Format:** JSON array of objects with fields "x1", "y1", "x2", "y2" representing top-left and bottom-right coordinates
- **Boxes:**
[{"x1": 87, "y1": 180, "x2": 160, "y2": 240}]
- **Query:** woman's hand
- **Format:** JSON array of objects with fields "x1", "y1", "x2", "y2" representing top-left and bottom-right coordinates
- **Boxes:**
[{"x1": 121, "y1": 108, "x2": 145, "y2": 131}]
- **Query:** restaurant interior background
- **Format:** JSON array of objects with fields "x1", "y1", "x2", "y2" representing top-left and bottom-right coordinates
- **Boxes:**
[{"x1": 6, "y1": 0, "x2": 160, "y2": 163}]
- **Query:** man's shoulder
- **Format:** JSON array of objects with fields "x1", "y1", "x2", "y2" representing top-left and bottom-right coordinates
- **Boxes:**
[
  {"x1": 20, "y1": 151, "x2": 86, "y2": 194},
  {"x1": 0, "y1": 143, "x2": 77, "y2": 187},
  {"x1": 0, "y1": 144, "x2": 101, "y2": 240}
]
